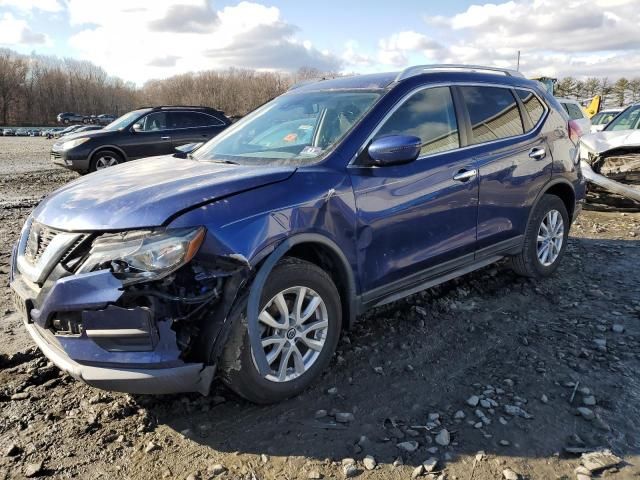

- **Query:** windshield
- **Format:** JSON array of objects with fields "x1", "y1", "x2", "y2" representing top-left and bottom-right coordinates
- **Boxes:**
[
  {"x1": 104, "y1": 109, "x2": 148, "y2": 131},
  {"x1": 192, "y1": 90, "x2": 381, "y2": 165},
  {"x1": 591, "y1": 111, "x2": 618, "y2": 126},
  {"x1": 605, "y1": 106, "x2": 640, "y2": 131}
]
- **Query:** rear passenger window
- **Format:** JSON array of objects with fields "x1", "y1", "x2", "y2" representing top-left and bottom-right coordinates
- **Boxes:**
[
  {"x1": 374, "y1": 87, "x2": 459, "y2": 156},
  {"x1": 460, "y1": 86, "x2": 524, "y2": 145},
  {"x1": 171, "y1": 112, "x2": 224, "y2": 128},
  {"x1": 516, "y1": 89, "x2": 545, "y2": 130}
]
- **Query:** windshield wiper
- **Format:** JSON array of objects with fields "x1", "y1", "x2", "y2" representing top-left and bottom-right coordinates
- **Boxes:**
[{"x1": 206, "y1": 158, "x2": 239, "y2": 165}]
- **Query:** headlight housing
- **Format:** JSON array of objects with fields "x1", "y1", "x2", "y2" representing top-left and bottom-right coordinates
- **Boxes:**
[
  {"x1": 77, "y1": 227, "x2": 206, "y2": 285},
  {"x1": 60, "y1": 137, "x2": 91, "y2": 150}
]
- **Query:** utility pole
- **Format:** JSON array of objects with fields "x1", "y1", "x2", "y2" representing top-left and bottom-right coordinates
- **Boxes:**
[{"x1": 516, "y1": 50, "x2": 521, "y2": 71}]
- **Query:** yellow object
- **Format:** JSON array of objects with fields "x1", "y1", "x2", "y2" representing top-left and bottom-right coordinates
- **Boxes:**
[{"x1": 584, "y1": 95, "x2": 601, "y2": 118}]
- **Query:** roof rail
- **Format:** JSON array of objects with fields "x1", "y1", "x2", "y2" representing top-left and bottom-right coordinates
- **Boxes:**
[
  {"x1": 135, "y1": 105, "x2": 216, "y2": 111},
  {"x1": 395, "y1": 64, "x2": 525, "y2": 82}
]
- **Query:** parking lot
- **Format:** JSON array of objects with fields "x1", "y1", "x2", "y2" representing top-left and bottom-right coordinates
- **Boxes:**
[{"x1": 0, "y1": 137, "x2": 639, "y2": 479}]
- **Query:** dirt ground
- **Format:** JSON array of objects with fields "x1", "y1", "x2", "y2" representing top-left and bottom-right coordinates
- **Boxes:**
[{"x1": 0, "y1": 137, "x2": 639, "y2": 480}]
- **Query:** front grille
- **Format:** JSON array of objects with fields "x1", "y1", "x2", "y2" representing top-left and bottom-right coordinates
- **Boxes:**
[
  {"x1": 50, "y1": 150, "x2": 62, "y2": 159},
  {"x1": 24, "y1": 222, "x2": 60, "y2": 265}
]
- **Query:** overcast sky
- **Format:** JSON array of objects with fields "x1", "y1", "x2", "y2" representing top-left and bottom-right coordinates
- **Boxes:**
[{"x1": 0, "y1": 0, "x2": 638, "y2": 85}]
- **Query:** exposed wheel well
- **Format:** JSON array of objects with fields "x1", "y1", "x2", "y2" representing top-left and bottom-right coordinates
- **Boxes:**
[
  {"x1": 544, "y1": 182, "x2": 575, "y2": 220},
  {"x1": 284, "y1": 242, "x2": 354, "y2": 329}
]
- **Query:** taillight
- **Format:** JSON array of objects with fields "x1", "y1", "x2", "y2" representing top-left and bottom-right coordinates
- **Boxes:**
[{"x1": 568, "y1": 119, "x2": 582, "y2": 144}]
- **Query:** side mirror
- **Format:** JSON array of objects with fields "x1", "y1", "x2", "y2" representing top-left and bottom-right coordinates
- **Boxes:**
[
  {"x1": 174, "y1": 142, "x2": 204, "y2": 158},
  {"x1": 367, "y1": 135, "x2": 421, "y2": 166},
  {"x1": 132, "y1": 123, "x2": 143, "y2": 132}
]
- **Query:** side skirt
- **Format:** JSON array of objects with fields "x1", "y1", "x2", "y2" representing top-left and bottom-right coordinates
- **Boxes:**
[{"x1": 358, "y1": 235, "x2": 523, "y2": 311}]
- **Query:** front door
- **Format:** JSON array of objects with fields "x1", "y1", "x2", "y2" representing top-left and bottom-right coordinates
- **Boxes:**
[
  {"x1": 123, "y1": 111, "x2": 174, "y2": 159},
  {"x1": 349, "y1": 86, "x2": 479, "y2": 298}
]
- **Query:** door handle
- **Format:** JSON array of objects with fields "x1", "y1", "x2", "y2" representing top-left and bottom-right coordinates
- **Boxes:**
[
  {"x1": 161, "y1": 136, "x2": 171, "y2": 140},
  {"x1": 453, "y1": 168, "x2": 477, "y2": 182},
  {"x1": 528, "y1": 147, "x2": 546, "y2": 160}
]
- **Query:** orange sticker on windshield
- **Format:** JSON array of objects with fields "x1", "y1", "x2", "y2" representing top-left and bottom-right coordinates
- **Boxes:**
[{"x1": 283, "y1": 133, "x2": 298, "y2": 142}]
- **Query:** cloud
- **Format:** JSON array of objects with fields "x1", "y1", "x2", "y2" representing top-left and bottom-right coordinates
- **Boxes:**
[
  {"x1": 20, "y1": 28, "x2": 47, "y2": 44},
  {"x1": 376, "y1": 0, "x2": 640, "y2": 79},
  {"x1": 0, "y1": 12, "x2": 50, "y2": 46},
  {"x1": 377, "y1": 31, "x2": 443, "y2": 67},
  {"x1": 147, "y1": 55, "x2": 181, "y2": 68},
  {"x1": 342, "y1": 41, "x2": 375, "y2": 67},
  {"x1": 0, "y1": 0, "x2": 62, "y2": 12},
  {"x1": 148, "y1": 3, "x2": 218, "y2": 33},
  {"x1": 66, "y1": 0, "x2": 342, "y2": 84}
]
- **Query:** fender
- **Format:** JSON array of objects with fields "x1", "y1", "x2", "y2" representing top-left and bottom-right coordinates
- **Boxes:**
[
  {"x1": 246, "y1": 233, "x2": 357, "y2": 377},
  {"x1": 88, "y1": 144, "x2": 129, "y2": 162},
  {"x1": 524, "y1": 176, "x2": 576, "y2": 235}
]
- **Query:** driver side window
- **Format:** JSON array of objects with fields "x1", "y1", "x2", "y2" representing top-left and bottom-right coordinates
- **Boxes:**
[
  {"x1": 374, "y1": 87, "x2": 459, "y2": 157},
  {"x1": 139, "y1": 112, "x2": 168, "y2": 132}
]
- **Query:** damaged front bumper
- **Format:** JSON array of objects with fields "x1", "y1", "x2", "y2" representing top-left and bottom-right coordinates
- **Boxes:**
[
  {"x1": 10, "y1": 251, "x2": 216, "y2": 395},
  {"x1": 581, "y1": 160, "x2": 640, "y2": 203}
]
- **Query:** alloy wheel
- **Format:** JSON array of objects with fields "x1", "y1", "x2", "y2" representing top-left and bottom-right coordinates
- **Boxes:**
[
  {"x1": 536, "y1": 209, "x2": 564, "y2": 266},
  {"x1": 253, "y1": 286, "x2": 329, "y2": 382},
  {"x1": 95, "y1": 155, "x2": 119, "y2": 170}
]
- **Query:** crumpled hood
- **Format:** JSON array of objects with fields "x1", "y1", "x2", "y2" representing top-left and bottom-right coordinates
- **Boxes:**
[
  {"x1": 580, "y1": 130, "x2": 640, "y2": 157},
  {"x1": 34, "y1": 155, "x2": 295, "y2": 230}
]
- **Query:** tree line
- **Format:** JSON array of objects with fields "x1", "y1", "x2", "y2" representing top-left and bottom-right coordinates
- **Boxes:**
[
  {"x1": 4, "y1": 46, "x2": 637, "y2": 126},
  {"x1": 553, "y1": 76, "x2": 640, "y2": 107},
  {"x1": 0, "y1": 49, "x2": 330, "y2": 126}
]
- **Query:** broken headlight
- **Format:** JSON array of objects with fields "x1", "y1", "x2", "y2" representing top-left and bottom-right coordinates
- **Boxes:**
[{"x1": 77, "y1": 227, "x2": 206, "y2": 285}]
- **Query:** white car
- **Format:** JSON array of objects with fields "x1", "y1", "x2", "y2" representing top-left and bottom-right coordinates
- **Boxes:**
[
  {"x1": 590, "y1": 108, "x2": 623, "y2": 133},
  {"x1": 557, "y1": 98, "x2": 591, "y2": 136},
  {"x1": 579, "y1": 103, "x2": 640, "y2": 203}
]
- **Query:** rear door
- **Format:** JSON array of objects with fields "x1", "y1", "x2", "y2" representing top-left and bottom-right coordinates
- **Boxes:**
[
  {"x1": 169, "y1": 111, "x2": 227, "y2": 148},
  {"x1": 456, "y1": 85, "x2": 552, "y2": 253}
]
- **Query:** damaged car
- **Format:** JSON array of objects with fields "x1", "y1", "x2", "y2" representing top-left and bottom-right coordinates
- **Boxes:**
[
  {"x1": 10, "y1": 65, "x2": 585, "y2": 404},
  {"x1": 580, "y1": 103, "x2": 640, "y2": 206}
]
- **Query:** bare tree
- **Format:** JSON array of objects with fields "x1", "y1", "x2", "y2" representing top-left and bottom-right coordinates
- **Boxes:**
[
  {"x1": 583, "y1": 77, "x2": 600, "y2": 98},
  {"x1": 0, "y1": 50, "x2": 27, "y2": 124}
]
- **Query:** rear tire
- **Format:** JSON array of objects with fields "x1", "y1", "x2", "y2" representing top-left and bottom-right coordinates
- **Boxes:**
[
  {"x1": 89, "y1": 150, "x2": 123, "y2": 172},
  {"x1": 511, "y1": 194, "x2": 570, "y2": 278},
  {"x1": 218, "y1": 258, "x2": 342, "y2": 404}
]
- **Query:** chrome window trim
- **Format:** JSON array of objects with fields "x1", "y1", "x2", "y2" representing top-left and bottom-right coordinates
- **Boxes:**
[
  {"x1": 134, "y1": 110, "x2": 226, "y2": 133},
  {"x1": 348, "y1": 81, "x2": 548, "y2": 168}
]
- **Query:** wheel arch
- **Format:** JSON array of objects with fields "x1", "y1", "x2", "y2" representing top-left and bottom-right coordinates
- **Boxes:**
[
  {"x1": 530, "y1": 178, "x2": 576, "y2": 224},
  {"x1": 89, "y1": 145, "x2": 128, "y2": 163},
  {"x1": 247, "y1": 233, "x2": 357, "y2": 377}
]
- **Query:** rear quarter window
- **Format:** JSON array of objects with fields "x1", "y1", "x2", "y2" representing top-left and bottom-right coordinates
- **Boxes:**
[
  {"x1": 561, "y1": 102, "x2": 585, "y2": 120},
  {"x1": 515, "y1": 89, "x2": 545, "y2": 131},
  {"x1": 459, "y1": 86, "x2": 524, "y2": 145}
]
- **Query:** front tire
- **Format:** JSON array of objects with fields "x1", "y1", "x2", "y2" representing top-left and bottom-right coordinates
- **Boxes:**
[
  {"x1": 90, "y1": 150, "x2": 123, "y2": 172},
  {"x1": 218, "y1": 258, "x2": 342, "y2": 404},
  {"x1": 511, "y1": 194, "x2": 570, "y2": 278}
]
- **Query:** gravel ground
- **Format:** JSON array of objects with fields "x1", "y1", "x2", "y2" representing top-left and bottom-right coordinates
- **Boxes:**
[{"x1": 1, "y1": 137, "x2": 639, "y2": 480}]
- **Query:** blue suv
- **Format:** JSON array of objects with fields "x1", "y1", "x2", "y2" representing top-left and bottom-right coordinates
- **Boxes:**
[{"x1": 10, "y1": 65, "x2": 585, "y2": 403}]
